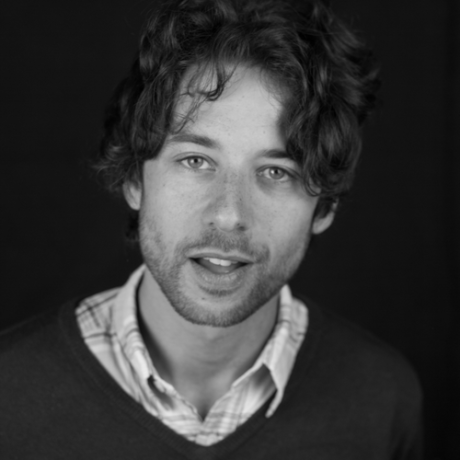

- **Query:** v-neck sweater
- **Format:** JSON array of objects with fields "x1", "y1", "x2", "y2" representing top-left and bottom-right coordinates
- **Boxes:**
[{"x1": 0, "y1": 298, "x2": 422, "y2": 460}]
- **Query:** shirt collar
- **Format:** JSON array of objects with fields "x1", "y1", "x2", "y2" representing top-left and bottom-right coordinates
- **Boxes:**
[
  {"x1": 261, "y1": 285, "x2": 307, "y2": 415},
  {"x1": 112, "y1": 265, "x2": 156, "y2": 382}
]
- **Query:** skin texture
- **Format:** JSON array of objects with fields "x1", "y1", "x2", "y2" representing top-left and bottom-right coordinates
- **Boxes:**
[{"x1": 125, "y1": 66, "x2": 334, "y2": 416}]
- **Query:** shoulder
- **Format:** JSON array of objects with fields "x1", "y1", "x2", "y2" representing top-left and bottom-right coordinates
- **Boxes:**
[
  {"x1": 0, "y1": 302, "x2": 77, "y2": 425},
  {"x1": 0, "y1": 293, "x2": 120, "y2": 421},
  {"x1": 291, "y1": 297, "x2": 423, "y2": 455},
  {"x1": 0, "y1": 301, "x2": 77, "y2": 375},
  {"x1": 0, "y1": 285, "x2": 120, "y2": 365},
  {"x1": 326, "y1": 304, "x2": 418, "y2": 388},
  {"x1": 0, "y1": 306, "x2": 61, "y2": 357},
  {"x1": 297, "y1": 297, "x2": 422, "y2": 420}
]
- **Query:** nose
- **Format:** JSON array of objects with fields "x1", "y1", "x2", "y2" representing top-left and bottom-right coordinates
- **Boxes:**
[{"x1": 202, "y1": 172, "x2": 253, "y2": 233}]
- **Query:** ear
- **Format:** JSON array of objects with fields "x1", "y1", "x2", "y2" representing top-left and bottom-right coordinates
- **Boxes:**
[
  {"x1": 311, "y1": 203, "x2": 336, "y2": 235},
  {"x1": 123, "y1": 181, "x2": 142, "y2": 211}
]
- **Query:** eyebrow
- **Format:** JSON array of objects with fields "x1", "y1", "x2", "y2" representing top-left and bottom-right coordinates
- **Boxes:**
[
  {"x1": 166, "y1": 130, "x2": 293, "y2": 162},
  {"x1": 166, "y1": 132, "x2": 220, "y2": 149},
  {"x1": 263, "y1": 149, "x2": 293, "y2": 161}
]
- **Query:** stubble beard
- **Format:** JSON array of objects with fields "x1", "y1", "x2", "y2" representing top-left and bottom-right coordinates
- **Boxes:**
[{"x1": 139, "y1": 215, "x2": 309, "y2": 328}]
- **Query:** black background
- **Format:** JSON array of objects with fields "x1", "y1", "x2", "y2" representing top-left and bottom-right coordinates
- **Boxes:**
[{"x1": 1, "y1": 0, "x2": 459, "y2": 458}]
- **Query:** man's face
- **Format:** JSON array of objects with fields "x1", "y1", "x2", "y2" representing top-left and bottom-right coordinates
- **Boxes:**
[{"x1": 126, "y1": 66, "x2": 334, "y2": 327}]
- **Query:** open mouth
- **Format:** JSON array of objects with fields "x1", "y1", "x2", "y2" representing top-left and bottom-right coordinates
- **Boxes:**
[{"x1": 191, "y1": 257, "x2": 247, "y2": 275}]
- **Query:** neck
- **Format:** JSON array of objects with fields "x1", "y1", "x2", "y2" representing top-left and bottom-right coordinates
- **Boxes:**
[{"x1": 137, "y1": 269, "x2": 279, "y2": 418}]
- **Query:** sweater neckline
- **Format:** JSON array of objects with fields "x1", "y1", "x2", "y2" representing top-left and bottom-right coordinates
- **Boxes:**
[{"x1": 58, "y1": 294, "x2": 325, "y2": 459}]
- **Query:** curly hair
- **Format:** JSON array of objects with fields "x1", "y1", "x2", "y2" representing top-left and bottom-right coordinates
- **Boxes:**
[{"x1": 94, "y1": 0, "x2": 380, "y2": 223}]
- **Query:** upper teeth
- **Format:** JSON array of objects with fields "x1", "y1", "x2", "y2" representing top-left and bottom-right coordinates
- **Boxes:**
[{"x1": 205, "y1": 258, "x2": 234, "y2": 267}]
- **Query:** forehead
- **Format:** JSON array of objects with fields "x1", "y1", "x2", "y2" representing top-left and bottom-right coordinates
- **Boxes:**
[{"x1": 172, "y1": 64, "x2": 287, "y2": 137}]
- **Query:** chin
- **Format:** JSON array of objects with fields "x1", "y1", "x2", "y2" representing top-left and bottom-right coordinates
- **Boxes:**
[{"x1": 168, "y1": 289, "x2": 273, "y2": 328}]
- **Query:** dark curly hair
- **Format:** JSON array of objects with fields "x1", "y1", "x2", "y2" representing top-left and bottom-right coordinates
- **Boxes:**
[{"x1": 94, "y1": 0, "x2": 380, "y2": 228}]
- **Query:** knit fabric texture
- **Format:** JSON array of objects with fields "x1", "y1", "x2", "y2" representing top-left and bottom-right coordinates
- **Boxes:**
[{"x1": 0, "y1": 298, "x2": 423, "y2": 460}]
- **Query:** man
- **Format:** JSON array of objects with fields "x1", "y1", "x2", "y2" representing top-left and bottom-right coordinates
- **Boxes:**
[{"x1": 0, "y1": 0, "x2": 422, "y2": 458}]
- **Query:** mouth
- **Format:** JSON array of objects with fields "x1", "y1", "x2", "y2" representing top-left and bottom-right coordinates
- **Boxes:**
[
  {"x1": 190, "y1": 256, "x2": 248, "y2": 275},
  {"x1": 186, "y1": 250, "x2": 256, "y2": 293}
]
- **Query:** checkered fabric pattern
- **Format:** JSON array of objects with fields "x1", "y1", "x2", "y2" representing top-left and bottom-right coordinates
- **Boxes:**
[{"x1": 76, "y1": 265, "x2": 307, "y2": 446}]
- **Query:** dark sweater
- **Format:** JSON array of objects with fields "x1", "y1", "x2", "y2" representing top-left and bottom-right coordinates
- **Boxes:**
[{"x1": 0, "y1": 298, "x2": 422, "y2": 460}]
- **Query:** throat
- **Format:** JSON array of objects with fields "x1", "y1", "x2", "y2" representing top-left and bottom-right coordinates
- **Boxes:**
[{"x1": 169, "y1": 362, "x2": 248, "y2": 421}]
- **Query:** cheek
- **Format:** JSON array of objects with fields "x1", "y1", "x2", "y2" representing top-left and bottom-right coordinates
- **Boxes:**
[
  {"x1": 143, "y1": 183, "x2": 203, "y2": 234},
  {"x1": 261, "y1": 198, "x2": 315, "y2": 248}
]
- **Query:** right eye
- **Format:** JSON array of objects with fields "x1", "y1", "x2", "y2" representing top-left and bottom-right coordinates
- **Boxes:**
[{"x1": 180, "y1": 156, "x2": 211, "y2": 170}]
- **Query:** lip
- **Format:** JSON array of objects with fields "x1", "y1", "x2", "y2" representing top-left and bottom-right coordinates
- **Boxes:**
[
  {"x1": 188, "y1": 258, "x2": 252, "y2": 293},
  {"x1": 188, "y1": 251, "x2": 254, "y2": 264}
]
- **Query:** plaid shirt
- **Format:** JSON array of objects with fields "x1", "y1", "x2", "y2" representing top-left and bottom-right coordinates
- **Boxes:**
[{"x1": 76, "y1": 265, "x2": 307, "y2": 446}]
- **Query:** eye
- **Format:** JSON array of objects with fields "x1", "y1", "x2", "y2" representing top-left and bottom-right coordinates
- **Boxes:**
[
  {"x1": 180, "y1": 156, "x2": 210, "y2": 170},
  {"x1": 261, "y1": 166, "x2": 291, "y2": 181}
]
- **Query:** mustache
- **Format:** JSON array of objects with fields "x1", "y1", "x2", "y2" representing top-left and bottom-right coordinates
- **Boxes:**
[{"x1": 176, "y1": 230, "x2": 269, "y2": 262}]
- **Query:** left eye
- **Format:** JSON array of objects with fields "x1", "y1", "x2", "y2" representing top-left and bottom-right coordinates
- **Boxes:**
[
  {"x1": 261, "y1": 167, "x2": 290, "y2": 181},
  {"x1": 181, "y1": 157, "x2": 209, "y2": 170}
]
